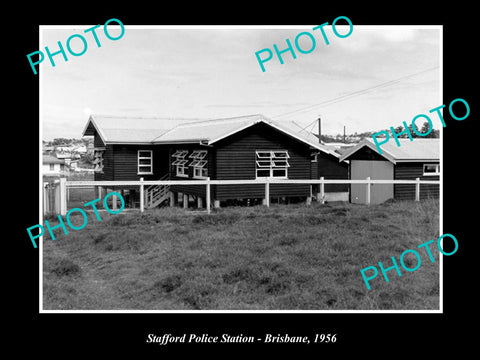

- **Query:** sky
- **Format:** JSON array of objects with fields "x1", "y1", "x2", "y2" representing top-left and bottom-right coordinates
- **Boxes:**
[{"x1": 40, "y1": 24, "x2": 441, "y2": 141}]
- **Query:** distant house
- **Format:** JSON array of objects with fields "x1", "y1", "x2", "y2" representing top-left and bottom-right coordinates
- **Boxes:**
[
  {"x1": 339, "y1": 138, "x2": 440, "y2": 204},
  {"x1": 72, "y1": 145, "x2": 88, "y2": 154},
  {"x1": 43, "y1": 155, "x2": 66, "y2": 176},
  {"x1": 43, "y1": 145, "x2": 55, "y2": 154},
  {"x1": 82, "y1": 114, "x2": 349, "y2": 208},
  {"x1": 55, "y1": 149, "x2": 81, "y2": 165}
]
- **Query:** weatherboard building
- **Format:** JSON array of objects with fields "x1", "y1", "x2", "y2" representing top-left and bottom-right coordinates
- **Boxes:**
[
  {"x1": 340, "y1": 138, "x2": 440, "y2": 204},
  {"x1": 82, "y1": 114, "x2": 349, "y2": 208}
]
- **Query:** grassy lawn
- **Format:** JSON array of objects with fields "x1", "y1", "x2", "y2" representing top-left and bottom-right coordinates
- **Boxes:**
[{"x1": 42, "y1": 199, "x2": 440, "y2": 310}]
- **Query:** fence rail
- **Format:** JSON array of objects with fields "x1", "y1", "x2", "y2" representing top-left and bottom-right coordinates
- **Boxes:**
[{"x1": 45, "y1": 177, "x2": 440, "y2": 216}]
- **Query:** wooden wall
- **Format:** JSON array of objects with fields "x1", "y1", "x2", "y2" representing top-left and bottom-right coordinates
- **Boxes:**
[
  {"x1": 213, "y1": 122, "x2": 311, "y2": 200},
  {"x1": 394, "y1": 163, "x2": 440, "y2": 200},
  {"x1": 316, "y1": 152, "x2": 349, "y2": 192},
  {"x1": 93, "y1": 134, "x2": 169, "y2": 183}
]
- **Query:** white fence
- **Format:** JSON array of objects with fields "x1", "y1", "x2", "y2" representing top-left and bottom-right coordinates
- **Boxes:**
[{"x1": 47, "y1": 177, "x2": 440, "y2": 216}]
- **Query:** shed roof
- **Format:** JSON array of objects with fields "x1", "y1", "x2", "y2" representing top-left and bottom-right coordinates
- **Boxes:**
[
  {"x1": 43, "y1": 155, "x2": 65, "y2": 164},
  {"x1": 82, "y1": 114, "x2": 340, "y2": 158},
  {"x1": 339, "y1": 138, "x2": 440, "y2": 164}
]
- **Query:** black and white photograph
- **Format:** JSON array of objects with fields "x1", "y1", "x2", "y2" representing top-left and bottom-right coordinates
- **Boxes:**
[
  {"x1": 38, "y1": 23, "x2": 442, "y2": 312},
  {"x1": 15, "y1": 4, "x2": 476, "y2": 355}
]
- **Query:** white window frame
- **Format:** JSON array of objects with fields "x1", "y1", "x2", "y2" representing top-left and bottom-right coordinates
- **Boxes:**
[
  {"x1": 172, "y1": 150, "x2": 188, "y2": 158},
  {"x1": 255, "y1": 150, "x2": 290, "y2": 179},
  {"x1": 189, "y1": 150, "x2": 207, "y2": 160},
  {"x1": 189, "y1": 152, "x2": 208, "y2": 179},
  {"x1": 423, "y1": 163, "x2": 440, "y2": 176},
  {"x1": 193, "y1": 166, "x2": 208, "y2": 178},
  {"x1": 137, "y1": 150, "x2": 153, "y2": 175},
  {"x1": 172, "y1": 149, "x2": 189, "y2": 177},
  {"x1": 191, "y1": 160, "x2": 208, "y2": 179}
]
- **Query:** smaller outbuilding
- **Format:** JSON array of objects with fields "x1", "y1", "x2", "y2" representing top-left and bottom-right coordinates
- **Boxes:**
[{"x1": 339, "y1": 138, "x2": 440, "y2": 204}]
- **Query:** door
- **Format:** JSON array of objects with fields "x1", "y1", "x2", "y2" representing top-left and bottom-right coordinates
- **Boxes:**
[{"x1": 351, "y1": 160, "x2": 393, "y2": 204}]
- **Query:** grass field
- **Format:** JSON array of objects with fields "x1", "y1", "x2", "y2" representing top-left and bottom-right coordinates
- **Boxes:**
[{"x1": 42, "y1": 199, "x2": 440, "y2": 310}]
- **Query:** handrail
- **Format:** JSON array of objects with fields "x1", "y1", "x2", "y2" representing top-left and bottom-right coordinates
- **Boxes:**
[
  {"x1": 66, "y1": 178, "x2": 440, "y2": 186},
  {"x1": 146, "y1": 174, "x2": 170, "y2": 191},
  {"x1": 145, "y1": 174, "x2": 171, "y2": 208},
  {"x1": 56, "y1": 176, "x2": 440, "y2": 216}
]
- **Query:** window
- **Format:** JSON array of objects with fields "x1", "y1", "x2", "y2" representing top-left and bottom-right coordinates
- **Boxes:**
[
  {"x1": 423, "y1": 163, "x2": 440, "y2": 176},
  {"x1": 172, "y1": 150, "x2": 188, "y2": 158},
  {"x1": 93, "y1": 149, "x2": 105, "y2": 173},
  {"x1": 49, "y1": 164, "x2": 54, "y2": 171},
  {"x1": 255, "y1": 150, "x2": 290, "y2": 178},
  {"x1": 189, "y1": 150, "x2": 208, "y2": 178},
  {"x1": 172, "y1": 149, "x2": 188, "y2": 177},
  {"x1": 189, "y1": 150, "x2": 207, "y2": 160},
  {"x1": 138, "y1": 150, "x2": 153, "y2": 174},
  {"x1": 190, "y1": 157, "x2": 208, "y2": 178}
]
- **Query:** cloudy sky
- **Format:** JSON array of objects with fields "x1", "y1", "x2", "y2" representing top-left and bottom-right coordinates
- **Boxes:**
[{"x1": 40, "y1": 25, "x2": 441, "y2": 140}]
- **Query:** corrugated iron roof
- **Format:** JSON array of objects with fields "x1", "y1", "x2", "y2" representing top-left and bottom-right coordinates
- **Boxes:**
[
  {"x1": 83, "y1": 114, "x2": 341, "y2": 157},
  {"x1": 82, "y1": 115, "x2": 180, "y2": 144},
  {"x1": 339, "y1": 138, "x2": 440, "y2": 163},
  {"x1": 153, "y1": 114, "x2": 262, "y2": 143}
]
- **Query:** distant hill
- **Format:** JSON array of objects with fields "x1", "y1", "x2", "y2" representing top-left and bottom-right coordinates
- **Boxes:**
[
  {"x1": 313, "y1": 121, "x2": 439, "y2": 144},
  {"x1": 43, "y1": 138, "x2": 93, "y2": 147}
]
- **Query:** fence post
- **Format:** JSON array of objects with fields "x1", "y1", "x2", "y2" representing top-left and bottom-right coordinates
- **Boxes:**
[
  {"x1": 206, "y1": 177, "x2": 211, "y2": 214},
  {"x1": 112, "y1": 188, "x2": 118, "y2": 211},
  {"x1": 264, "y1": 178, "x2": 270, "y2": 207},
  {"x1": 415, "y1": 177, "x2": 420, "y2": 201},
  {"x1": 43, "y1": 183, "x2": 48, "y2": 215},
  {"x1": 59, "y1": 177, "x2": 67, "y2": 216},
  {"x1": 140, "y1": 177, "x2": 144, "y2": 212},
  {"x1": 366, "y1": 177, "x2": 371, "y2": 205},
  {"x1": 49, "y1": 180, "x2": 60, "y2": 214},
  {"x1": 306, "y1": 184, "x2": 312, "y2": 206},
  {"x1": 320, "y1": 176, "x2": 325, "y2": 204}
]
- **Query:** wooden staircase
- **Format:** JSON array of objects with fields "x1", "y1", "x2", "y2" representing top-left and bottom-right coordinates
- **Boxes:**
[{"x1": 144, "y1": 174, "x2": 170, "y2": 209}]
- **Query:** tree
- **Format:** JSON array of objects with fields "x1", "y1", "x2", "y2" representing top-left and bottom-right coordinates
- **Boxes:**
[
  {"x1": 391, "y1": 125, "x2": 406, "y2": 138},
  {"x1": 408, "y1": 122, "x2": 420, "y2": 138},
  {"x1": 419, "y1": 121, "x2": 439, "y2": 138},
  {"x1": 52, "y1": 138, "x2": 71, "y2": 146},
  {"x1": 78, "y1": 151, "x2": 94, "y2": 168}
]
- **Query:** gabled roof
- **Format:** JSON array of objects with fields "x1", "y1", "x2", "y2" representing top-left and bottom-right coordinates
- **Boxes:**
[
  {"x1": 82, "y1": 115, "x2": 176, "y2": 144},
  {"x1": 339, "y1": 138, "x2": 440, "y2": 164},
  {"x1": 82, "y1": 114, "x2": 341, "y2": 158},
  {"x1": 151, "y1": 114, "x2": 264, "y2": 144}
]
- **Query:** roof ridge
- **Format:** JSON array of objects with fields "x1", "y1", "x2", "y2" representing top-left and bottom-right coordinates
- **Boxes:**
[
  {"x1": 149, "y1": 114, "x2": 268, "y2": 143},
  {"x1": 172, "y1": 114, "x2": 268, "y2": 128}
]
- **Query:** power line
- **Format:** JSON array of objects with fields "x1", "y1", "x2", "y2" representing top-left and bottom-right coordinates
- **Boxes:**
[
  {"x1": 296, "y1": 118, "x2": 318, "y2": 134},
  {"x1": 272, "y1": 66, "x2": 439, "y2": 120}
]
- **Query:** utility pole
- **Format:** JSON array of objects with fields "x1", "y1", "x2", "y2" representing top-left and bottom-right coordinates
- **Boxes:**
[{"x1": 317, "y1": 116, "x2": 322, "y2": 144}]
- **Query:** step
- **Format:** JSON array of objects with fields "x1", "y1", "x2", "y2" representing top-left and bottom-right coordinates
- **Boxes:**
[{"x1": 146, "y1": 193, "x2": 170, "y2": 209}]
